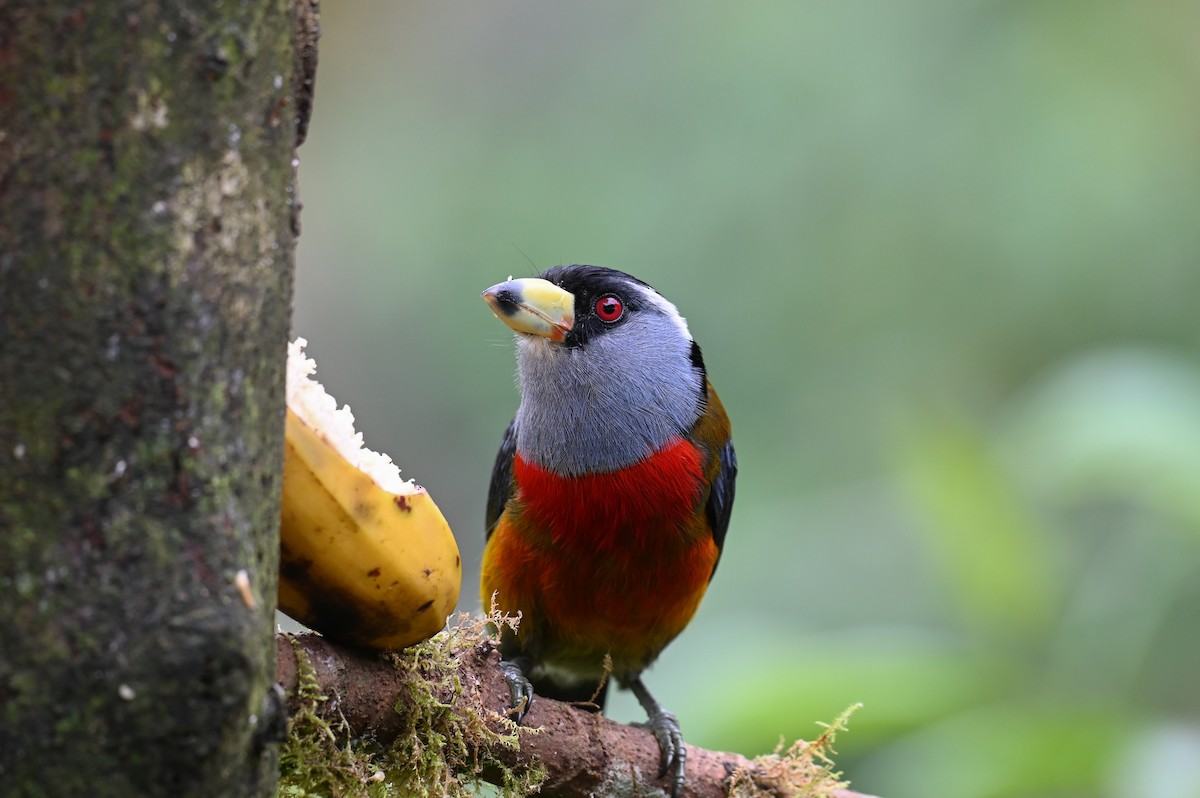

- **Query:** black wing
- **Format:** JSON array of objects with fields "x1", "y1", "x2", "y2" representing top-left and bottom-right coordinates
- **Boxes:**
[
  {"x1": 485, "y1": 417, "x2": 519, "y2": 540},
  {"x1": 705, "y1": 438, "x2": 737, "y2": 579}
]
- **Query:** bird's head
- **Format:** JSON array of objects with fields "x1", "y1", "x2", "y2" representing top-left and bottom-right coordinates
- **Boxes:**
[{"x1": 483, "y1": 265, "x2": 708, "y2": 475}]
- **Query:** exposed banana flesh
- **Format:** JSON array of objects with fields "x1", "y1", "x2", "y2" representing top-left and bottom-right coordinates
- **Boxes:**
[{"x1": 279, "y1": 338, "x2": 461, "y2": 650}]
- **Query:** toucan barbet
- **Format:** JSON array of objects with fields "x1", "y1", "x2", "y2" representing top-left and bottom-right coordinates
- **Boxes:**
[{"x1": 481, "y1": 264, "x2": 737, "y2": 796}]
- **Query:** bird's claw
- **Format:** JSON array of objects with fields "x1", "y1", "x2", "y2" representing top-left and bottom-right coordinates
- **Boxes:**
[
  {"x1": 638, "y1": 707, "x2": 686, "y2": 797},
  {"x1": 498, "y1": 659, "x2": 534, "y2": 724}
]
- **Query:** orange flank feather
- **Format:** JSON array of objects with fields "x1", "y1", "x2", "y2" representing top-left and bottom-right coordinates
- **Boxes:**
[{"x1": 481, "y1": 438, "x2": 720, "y2": 677}]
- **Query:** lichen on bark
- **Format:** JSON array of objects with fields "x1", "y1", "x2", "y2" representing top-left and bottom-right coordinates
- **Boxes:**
[{"x1": 0, "y1": 1, "x2": 314, "y2": 795}]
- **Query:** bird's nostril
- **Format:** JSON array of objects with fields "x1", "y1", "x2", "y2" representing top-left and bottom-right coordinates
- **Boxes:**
[{"x1": 484, "y1": 289, "x2": 522, "y2": 316}]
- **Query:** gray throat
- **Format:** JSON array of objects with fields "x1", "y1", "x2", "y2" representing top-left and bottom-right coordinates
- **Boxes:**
[{"x1": 513, "y1": 316, "x2": 703, "y2": 476}]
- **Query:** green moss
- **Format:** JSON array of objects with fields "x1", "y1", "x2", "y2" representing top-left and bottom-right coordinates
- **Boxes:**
[
  {"x1": 279, "y1": 615, "x2": 545, "y2": 798},
  {"x1": 278, "y1": 644, "x2": 385, "y2": 798},
  {"x1": 280, "y1": 615, "x2": 858, "y2": 797},
  {"x1": 728, "y1": 704, "x2": 862, "y2": 798}
]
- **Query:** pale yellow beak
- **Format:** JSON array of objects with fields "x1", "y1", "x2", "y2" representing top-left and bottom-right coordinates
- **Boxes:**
[{"x1": 482, "y1": 278, "x2": 575, "y2": 342}]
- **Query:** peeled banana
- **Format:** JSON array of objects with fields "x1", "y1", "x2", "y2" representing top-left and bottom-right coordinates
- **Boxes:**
[{"x1": 279, "y1": 338, "x2": 461, "y2": 650}]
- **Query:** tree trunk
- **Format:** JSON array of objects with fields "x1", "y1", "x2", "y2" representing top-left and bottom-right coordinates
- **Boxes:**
[{"x1": 0, "y1": 1, "x2": 316, "y2": 795}]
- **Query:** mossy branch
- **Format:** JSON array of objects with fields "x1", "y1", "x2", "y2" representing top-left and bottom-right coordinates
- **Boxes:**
[{"x1": 275, "y1": 620, "x2": 878, "y2": 798}]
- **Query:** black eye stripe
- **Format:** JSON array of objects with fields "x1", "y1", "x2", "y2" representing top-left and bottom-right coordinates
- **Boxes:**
[{"x1": 540, "y1": 265, "x2": 651, "y2": 348}]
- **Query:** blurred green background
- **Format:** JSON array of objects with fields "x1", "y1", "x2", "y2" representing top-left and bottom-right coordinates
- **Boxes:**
[{"x1": 290, "y1": 2, "x2": 1200, "y2": 796}]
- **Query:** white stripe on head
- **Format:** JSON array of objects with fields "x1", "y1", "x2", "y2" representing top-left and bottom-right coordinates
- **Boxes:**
[{"x1": 635, "y1": 283, "x2": 693, "y2": 342}]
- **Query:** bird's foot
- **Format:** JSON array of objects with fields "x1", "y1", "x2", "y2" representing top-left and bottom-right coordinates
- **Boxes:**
[
  {"x1": 640, "y1": 706, "x2": 685, "y2": 797},
  {"x1": 498, "y1": 657, "x2": 534, "y2": 724},
  {"x1": 629, "y1": 677, "x2": 686, "y2": 797}
]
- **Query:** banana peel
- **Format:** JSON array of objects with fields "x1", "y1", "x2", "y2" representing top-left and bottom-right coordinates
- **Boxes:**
[{"x1": 279, "y1": 338, "x2": 461, "y2": 650}]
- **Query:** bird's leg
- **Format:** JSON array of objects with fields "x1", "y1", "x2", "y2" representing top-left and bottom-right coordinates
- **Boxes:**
[
  {"x1": 629, "y1": 676, "x2": 686, "y2": 798},
  {"x1": 498, "y1": 655, "x2": 535, "y2": 724}
]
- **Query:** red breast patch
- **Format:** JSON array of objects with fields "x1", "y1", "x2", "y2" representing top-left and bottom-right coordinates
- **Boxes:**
[{"x1": 513, "y1": 438, "x2": 705, "y2": 553}]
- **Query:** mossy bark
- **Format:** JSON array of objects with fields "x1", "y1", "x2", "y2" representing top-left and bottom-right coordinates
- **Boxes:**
[{"x1": 0, "y1": 1, "x2": 313, "y2": 795}]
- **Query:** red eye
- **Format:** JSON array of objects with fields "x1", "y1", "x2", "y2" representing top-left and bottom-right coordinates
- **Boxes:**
[{"x1": 595, "y1": 295, "x2": 624, "y2": 322}]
